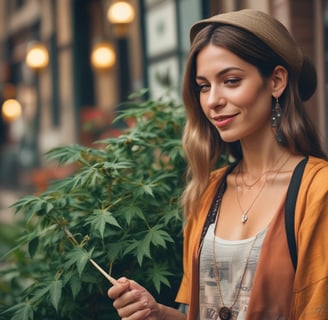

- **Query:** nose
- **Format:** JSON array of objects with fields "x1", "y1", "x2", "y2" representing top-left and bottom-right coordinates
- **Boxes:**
[{"x1": 206, "y1": 87, "x2": 226, "y2": 110}]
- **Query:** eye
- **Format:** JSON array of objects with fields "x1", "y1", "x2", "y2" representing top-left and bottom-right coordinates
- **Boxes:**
[
  {"x1": 196, "y1": 82, "x2": 210, "y2": 93},
  {"x1": 224, "y1": 77, "x2": 241, "y2": 86}
]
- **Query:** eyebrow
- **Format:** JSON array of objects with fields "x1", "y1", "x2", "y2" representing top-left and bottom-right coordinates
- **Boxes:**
[{"x1": 196, "y1": 67, "x2": 244, "y2": 81}]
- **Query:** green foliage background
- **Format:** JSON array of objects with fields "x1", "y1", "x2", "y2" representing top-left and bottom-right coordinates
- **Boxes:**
[{"x1": 0, "y1": 90, "x2": 186, "y2": 320}]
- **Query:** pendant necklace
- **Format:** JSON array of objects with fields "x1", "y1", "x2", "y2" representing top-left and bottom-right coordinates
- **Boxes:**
[
  {"x1": 235, "y1": 154, "x2": 291, "y2": 223},
  {"x1": 240, "y1": 152, "x2": 285, "y2": 190},
  {"x1": 212, "y1": 223, "x2": 258, "y2": 320},
  {"x1": 240, "y1": 164, "x2": 264, "y2": 189},
  {"x1": 235, "y1": 165, "x2": 267, "y2": 224}
]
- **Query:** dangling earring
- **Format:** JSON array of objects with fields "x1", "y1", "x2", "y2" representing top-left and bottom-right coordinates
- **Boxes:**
[{"x1": 271, "y1": 97, "x2": 282, "y2": 128}]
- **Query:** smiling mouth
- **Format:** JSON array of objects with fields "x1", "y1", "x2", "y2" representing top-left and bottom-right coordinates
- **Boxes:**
[
  {"x1": 212, "y1": 114, "x2": 238, "y2": 127},
  {"x1": 215, "y1": 115, "x2": 233, "y2": 121}
]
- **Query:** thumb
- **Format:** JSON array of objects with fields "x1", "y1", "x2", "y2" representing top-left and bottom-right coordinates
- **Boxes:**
[
  {"x1": 126, "y1": 279, "x2": 146, "y2": 292},
  {"x1": 107, "y1": 277, "x2": 130, "y2": 299},
  {"x1": 116, "y1": 277, "x2": 132, "y2": 288}
]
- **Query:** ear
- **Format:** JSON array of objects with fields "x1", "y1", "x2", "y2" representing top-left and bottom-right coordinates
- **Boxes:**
[{"x1": 271, "y1": 65, "x2": 288, "y2": 98}]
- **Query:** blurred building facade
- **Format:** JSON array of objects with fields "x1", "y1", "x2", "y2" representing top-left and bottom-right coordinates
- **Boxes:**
[{"x1": 0, "y1": 0, "x2": 327, "y2": 191}]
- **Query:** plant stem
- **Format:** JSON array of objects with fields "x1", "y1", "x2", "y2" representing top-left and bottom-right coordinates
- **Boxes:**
[{"x1": 54, "y1": 215, "x2": 118, "y2": 285}]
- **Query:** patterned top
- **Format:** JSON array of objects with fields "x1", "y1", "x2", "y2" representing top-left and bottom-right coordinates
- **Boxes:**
[{"x1": 198, "y1": 224, "x2": 267, "y2": 320}]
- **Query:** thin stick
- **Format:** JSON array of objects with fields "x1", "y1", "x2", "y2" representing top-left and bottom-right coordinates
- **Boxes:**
[
  {"x1": 89, "y1": 258, "x2": 118, "y2": 285},
  {"x1": 57, "y1": 220, "x2": 118, "y2": 285}
]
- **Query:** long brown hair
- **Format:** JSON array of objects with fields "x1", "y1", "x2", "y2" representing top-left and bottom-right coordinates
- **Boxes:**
[{"x1": 181, "y1": 24, "x2": 327, "y2": 217}]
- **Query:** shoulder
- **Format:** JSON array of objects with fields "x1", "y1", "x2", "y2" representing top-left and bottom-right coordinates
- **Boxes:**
[
  {"x1": 199, "y1": 164, "x2": 232, "y2": 202},
  {"x1": 294, "y1": 157, "x2": 328, "y2": 294},
  {"x1": 185, "y1": 164, "x2": 232, "y2": 226},
  {"x1": 305, "y1": 156, "x2": 328, "y2": 172},
  {"x1": 196, "y1": 164, "x2": 233, "y2": 215},
  {"x1": 303, "y1": 156, "x2": 328, "y2": 187},
  {"x1": 209, "y1": 164, "x2": 234, "y2": 184},
  {"x1": 296, "y1": 156, "x2": 328, "y2": 220}
]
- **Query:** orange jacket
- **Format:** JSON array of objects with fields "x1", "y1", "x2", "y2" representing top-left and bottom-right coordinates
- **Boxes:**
[{"x1": 176, "y1": 156, "x2": 328, "y2": 319}]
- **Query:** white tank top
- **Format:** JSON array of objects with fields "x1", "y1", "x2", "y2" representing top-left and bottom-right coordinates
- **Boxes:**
[{"x1": 199, "y1": 223, "x2": 267, "y2": 320}]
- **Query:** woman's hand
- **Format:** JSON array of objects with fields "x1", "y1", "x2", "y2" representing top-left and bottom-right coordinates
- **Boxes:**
[{"x1": 107, "y1": 277, "x2": 161, "y2": 320}]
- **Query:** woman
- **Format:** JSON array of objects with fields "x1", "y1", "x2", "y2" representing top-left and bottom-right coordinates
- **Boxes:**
[{"x1": 108, "y1": 9, "x2": 328, "y2": 320}]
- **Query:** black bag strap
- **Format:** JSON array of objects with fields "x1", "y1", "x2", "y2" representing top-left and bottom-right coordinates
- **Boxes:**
[{"x1": 285, "y1": 157, "x2": 308, "y2": 270}]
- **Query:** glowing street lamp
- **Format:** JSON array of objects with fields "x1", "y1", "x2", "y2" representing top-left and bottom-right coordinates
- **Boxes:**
[
  {"x1": 91, "y1": 42, "x2": 116, "y2": 70},
  {"x1": 107, "y1": 1, "x2": 135, "y2": 103},
  {"x1": 107, "y1": 1, "x2": 135, "y2": 37},
  {"x1": 1, "y1": 99, "x2": 22, "y2": 122},
  {"x1": 25, "y1": 42, "x2": 49, "y2": 71},
  {"x1": 107, "y1": 1, "x2": 135, "y2": 25}
]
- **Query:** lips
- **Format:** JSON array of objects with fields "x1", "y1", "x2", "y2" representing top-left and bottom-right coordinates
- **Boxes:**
[{"x1": 212, "y1": 113, "x2": 238, "y2": 128}]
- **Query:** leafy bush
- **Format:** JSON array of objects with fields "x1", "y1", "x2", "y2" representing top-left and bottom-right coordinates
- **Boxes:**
[{"x1": 0, "y1": 90, "x2": 186, "y2": 320}]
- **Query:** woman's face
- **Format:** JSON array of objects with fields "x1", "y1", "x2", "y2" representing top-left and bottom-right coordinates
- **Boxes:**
[{"x1": 196, "y1": 44, "x2": 274, "y2": 143}]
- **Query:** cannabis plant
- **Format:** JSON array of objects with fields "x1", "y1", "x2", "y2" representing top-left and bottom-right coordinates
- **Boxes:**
[{"x1": 0, "y1": 90, "x2": 186, "y2": 320}]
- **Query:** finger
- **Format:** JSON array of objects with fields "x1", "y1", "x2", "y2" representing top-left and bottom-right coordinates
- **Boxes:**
[
  {"x1": 127, "y1": 280, "x2": 147, "y2": 291},
  {"x1": 122, "y1": 308, "x2": 151, "y2": 320},
  {"x1": 117, "y1": 298, "x2": 150, "y2": 319},
  {"x1": 107, "y1": 278, "x2": 131, "y2": 299},
  {"x1": 112, "y1": 289, "x2": 143, "y2": 309}
]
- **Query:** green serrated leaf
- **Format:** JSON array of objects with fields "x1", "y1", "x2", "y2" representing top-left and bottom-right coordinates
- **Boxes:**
[
  {"x1": 118, "y1": 206, "x2": 145, "y2": 225},
  {"x1": 28, "y1": 237, "x2": 39, "y2": 258},
  {"x1": 152, "y1": 271, "x2": 171, "y2": 293},
  {"x1": 71, "y1": 165, "x2": 104, "y2": 189},
  {"x1": 69, "y1": 274, "x2": 82, "y2": 299},
  {"x1": 103, "y1": 213, "x2": 121, "y2": 228},
  {"x1": 29, "y1": 285, "x2": 50, "y2": 304},
  {"x1": 45, "y1": 201, "x2": 54, "y2": 213},
  {"x1": 124, "y1": 235, "x2": 152, "y2": 266},
  {"x1": 10, "y1": 195, "x2": 39, "y2": 211},
  {"x1": 0, "y1": 302, "x2": 32, "y2": 319},
  {"x1": 64, "y1": 247, "x2": 94, "y2": 277},
  {"x1": 44, "y1": 144, "x2": 86, "y2": 165},
  {"x1": 49, "y1": 279, "x2": 63, "y2": 311},
  {"x1": 146, "y1": 225, "x2": 174, "y2": 248},
  {"x1": 102, "y1": 160, "x2": 134, "y2": 171},
  {"x1": 147, "y1": 264, "x2": 173, "y2": 294},
  {"x1": 85, "y1": 209, "x2": 121, "y2": 239},
  {"x1": 136, "y1": 184, "x2": 154, "y2": 198},
  {"x1": 11, "y1": 302, "x2": 34, "y2": 320}
]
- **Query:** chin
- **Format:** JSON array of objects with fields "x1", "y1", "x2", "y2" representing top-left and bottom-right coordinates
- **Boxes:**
[{"x1": 219, "y1": 133, "x2": 240, "y2": 143}]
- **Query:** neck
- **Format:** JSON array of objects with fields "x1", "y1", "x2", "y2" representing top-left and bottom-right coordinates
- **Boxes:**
[{"x1": 240, "y1": 139, "x2": 289, "y2": 175}]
